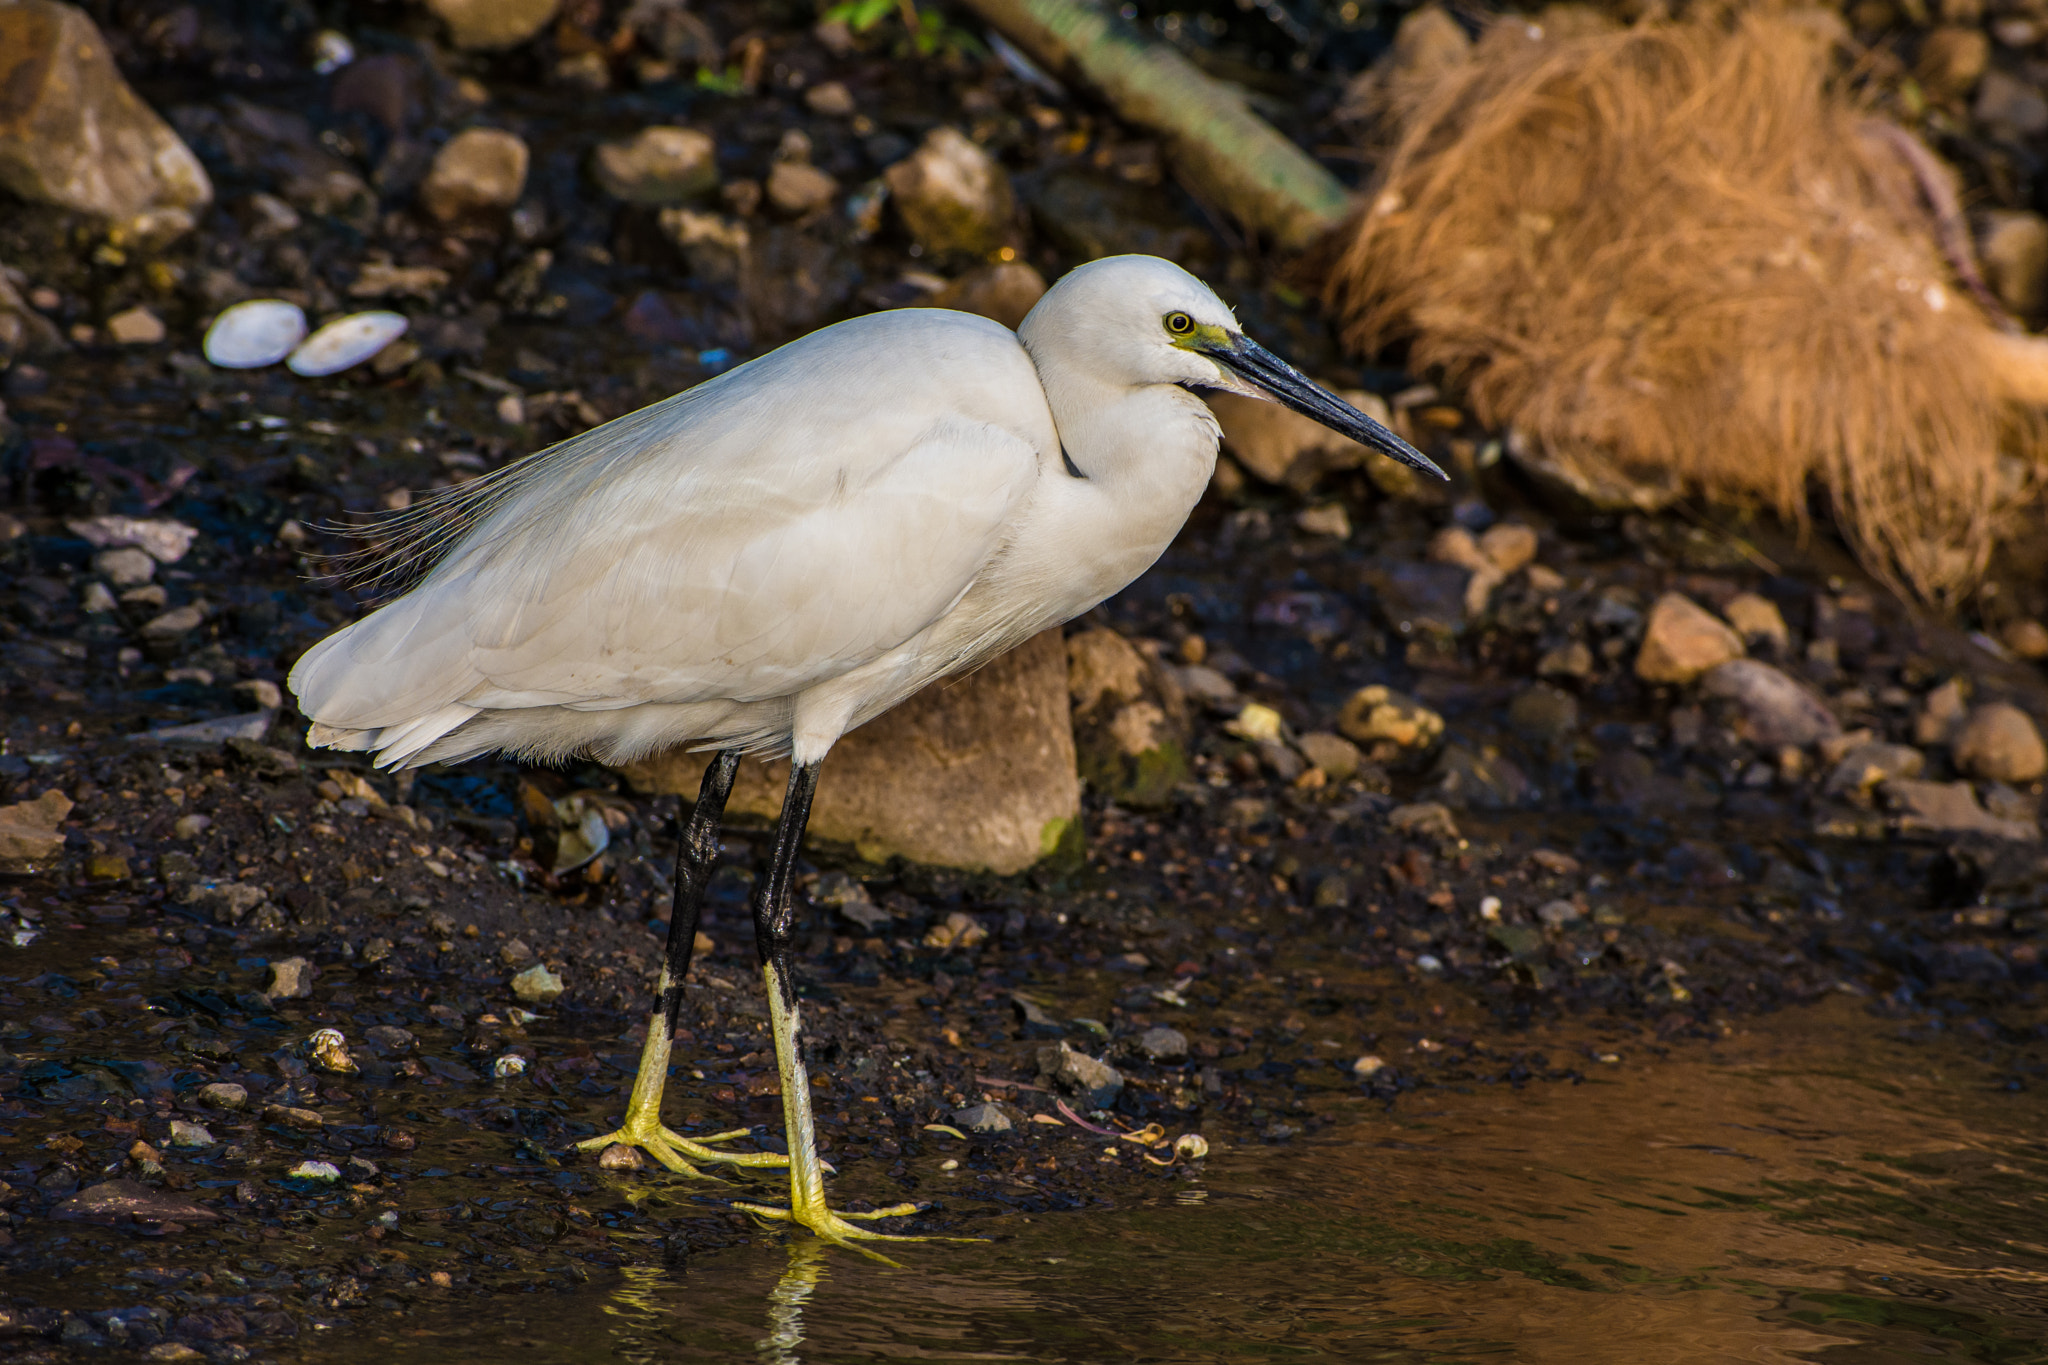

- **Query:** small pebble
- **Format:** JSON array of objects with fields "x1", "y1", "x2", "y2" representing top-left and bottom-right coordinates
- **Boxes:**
[
  {"x1": 287, "y1": 1160, "x2": 341, "y2": 1182},
  {"x1": 307, "y1": 1027, "x2": 359, "y2": 1075},
  {"x1": 1173, "y1": 1133, "x2": 1210, "y2": 1160},
  {"x1": 953, "y1": 1102, "x2": 1013, "y2": 1133},
  {"x1": 597, "y1": 1143, "x2": 644, "y2": 1171},
  {"x1": 199, "y1": 1082, "x2": 248, "y2": 1110},
  {"x1": 106, "y1": 306, "x2": 165, "y2": 345},
  {"x1": 167, "y1": 1120, "x2": 213, "y2": 1148},
  {"x1": 511, "y1": 963, "x2": 565, "y2": 1004},
  {"x1": 1137, "y1": 1026, "x2": 1189, "y2": 1063}
]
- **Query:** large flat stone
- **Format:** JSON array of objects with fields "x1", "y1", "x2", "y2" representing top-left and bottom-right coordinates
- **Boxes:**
[
  {"x1": 620, "y1": 630, "x2": 1078, "y2": 874},
  {"x1": 0, "y1": 1, "x2": 212, "y2": 224}
]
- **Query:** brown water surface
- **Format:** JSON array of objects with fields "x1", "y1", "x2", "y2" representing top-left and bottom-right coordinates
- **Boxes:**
[{"x1": 299, "y1": 998, "x2": 2048, "y2": 1363}]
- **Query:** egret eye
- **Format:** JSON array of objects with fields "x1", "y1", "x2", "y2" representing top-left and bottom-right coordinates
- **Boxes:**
[{"x1": 1164, "y1": 311, "x2": 1195, "y2": 336}]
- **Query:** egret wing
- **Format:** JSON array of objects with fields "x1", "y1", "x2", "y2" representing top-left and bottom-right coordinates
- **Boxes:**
[{"x1": 293, "y1": 315, "x2": 1051, "y2": 732}]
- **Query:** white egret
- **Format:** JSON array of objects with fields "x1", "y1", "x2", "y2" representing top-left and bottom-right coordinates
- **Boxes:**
[{"x1": 288, "y1": 253, "x2": 1441, "y2": 1253}]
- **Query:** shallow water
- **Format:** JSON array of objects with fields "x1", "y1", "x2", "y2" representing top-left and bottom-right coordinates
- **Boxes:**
[{"x1": 303, "y1": 998, "x2": 2048, "y2": 1364}]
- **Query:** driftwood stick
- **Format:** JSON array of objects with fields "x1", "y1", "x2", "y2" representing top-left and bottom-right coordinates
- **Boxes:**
[{"x1": 961, "y1": 0, "x2": 1352, "y2": 250}]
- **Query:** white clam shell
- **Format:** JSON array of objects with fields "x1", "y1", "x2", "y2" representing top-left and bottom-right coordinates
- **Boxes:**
[
  {"x1": 202, "y1": 299, "x2": 308, "y2": 369},
  {"x1": 287, "y1": 310, "x2": 409, "y2": 377}
]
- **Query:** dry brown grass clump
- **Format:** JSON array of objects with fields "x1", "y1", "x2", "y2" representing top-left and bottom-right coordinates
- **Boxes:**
[{"x1": 1319, "y1": 6, "x2": 2048, "y2": 604}]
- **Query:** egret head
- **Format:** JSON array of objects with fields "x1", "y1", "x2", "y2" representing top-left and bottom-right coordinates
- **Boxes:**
[{"x1": 1020, "y1": 254, "x2": 1445, "y2": 479}]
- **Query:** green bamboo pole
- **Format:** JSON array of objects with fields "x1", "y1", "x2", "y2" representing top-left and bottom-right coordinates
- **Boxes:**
[{"x1": 961, "y1": 0, "x2": 1353, "y2": 251}]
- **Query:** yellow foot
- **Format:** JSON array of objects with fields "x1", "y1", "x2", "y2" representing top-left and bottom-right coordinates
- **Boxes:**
[
  {"x1": 576, "y1": 1121, "x2": 789, "y2": 1176},
  {"x1": 731, "y1": 1199, "x2": 981, "y2": 1264}
]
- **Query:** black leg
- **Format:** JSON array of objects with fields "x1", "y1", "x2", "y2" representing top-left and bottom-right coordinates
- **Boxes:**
[
  {"x1": 658, "y1": 749, "x2": 741, "y2": 1030},
  {"x1": 751, "y1": 760, "x2": 820, "y2": 1007}
]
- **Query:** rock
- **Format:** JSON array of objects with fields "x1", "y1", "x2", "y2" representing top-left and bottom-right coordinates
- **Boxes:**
[
  {"x1": 172, "y1": 814, "x2": 211, "y2": 840},
  {"x1": 510, "y1": 963, "x2": 564, "y2": 1004},
  {"x1": 1206, "y1": 388, "x2": 1392, "y2": 488},
  {"x1": 1034, "y1": 1040, "x2": 1123, "y2": 1108},
  {"x1": 95, "y1": 546, "x2": 154, "y2": 585},
  {"x1": 287, "y1": 1160, "x2": 341, "y2": 1182},
  {"x1": 1366, "y1": 560, "x2": 1472, "y2": 634},
  {"x1": 952, "y1": 1102, "x2": 1013, "y2": 1133},
  {"x1": 0, "y1": 789, "x2": 71, "y2": 873},
  {"x1": 1478, "y1": 522, "x2": 1538, "y2": 575},
  {"x1": 1721, "y1": 592, "x2": 1790, "y2": 653},
  {"x1": 140, "y1": 712, "x2": 273, "y2": 745},
  {"x1": 167, "y1": 1120, "x2": 213, "y2": 1148},
  {"x1": 263, "y1": 1103, "x2": 324, "y2": 1130},
  {"x1": 53, "y1": 1179, "x2": 219, "y2": 1228},
  {"x1": 1537, "y1": 640, "x2": 1594, "y2": 679},
  {"x1": 1701, "y1": 660, "x2": 1841, "y2": 747},
  {"x1": 928, "y1": 261, "x2": 1047, "y2": 330},
  {"x1": 592, "y1": 126, "x2": 717, "y2": 205},
  {"x1": 1635, "y1": 593, "x2": 1744, "y2": 683},
  {"x1": 0, "y1": 2, "x2": 213, "y2": 225},
  {"x1": 1975, "y1": 69, "x2": 2048, "y2": 136},
  {"x1": 1296, "y1": 503, "x2": 1351, "y2": 538},
  {"x1": 1884, "y1": 779, "x2": 2039, "y2": 840},
  {"x1": 805, "y1": 81, "x2": 856, "y2": 117},
  {"x1": 597, "y1": 1143, "x2": 644, "y2": 1170},
  {"x1": 141, "y1": 604, "x2": 204, "y2": 638},
  {"x1": 1336, "y1": 685, "x2": 1444, "y2": 754},
  {"x1": 1507, "y1": 683, "x2": 1579, "y2": 745},
  {"x1": 1067, "y1": 628, "x2": 1148, "y2": 715},
  {"x1": 180, "y1": 881, "x2": 264, "y2": 924},
  {"x1": 1388, "y1": 801, "x2": 1459, "y2": 840},
  {"x1": 0, "y1": 269, "x2": 62, "y2": 365},
  {"x1": 624, "y1": 630, "x2": 1078, "y2": 873},
  {"x1": 1536, "y1": 899, "x2": 1584, "y2": 927},
  {"x1": 1822, "y1": 742, "x2": 1925, "y2": 798},
  {"x1": 82, "y1": 850, "x2": 128, "y2": 882},
  {"x1": 1296, "y1": 731, "x2": 1362, "y2": 782},
  {"x1": 426, "y1": 0, "x2": 561, "y2": 50},
  {"x1": 922, "y1": 910, "x2": 987, "y2": 950},
  {"x1": 307, "y1": 1027, "x2": 357, "y2": 1075},
  {"x1": 1979, "y1": 211, "x2": 2048, "y2": 317},
  {"x1": 1351, "y1": 1054, "x2": 1388, "y2": 1078},
  {"x1": 659, "y1": 207, "x2": 749, "y2": 287},
  {"x1": 198, "y1": 1082, "x2": 248, "y2": 1110},
  {"x1": 883, "y1": 126, "x2": 1014, "y2": 257},
  {"x1": 419, "y1": 128, "x2": 528, "y2": 222},
  {"x1": 499, "y1": 938, "x2": 534, "y2": 966},
  {"x1": 1916, "y1": 678, "x2": 1970, "y2": 747},
  {"x1": 1916, "y1": 26, "x2": 1990, "y2": 96},
  {"x1": 2004, "y1": 618, "x2": 2048, "y2": 660},
  {"x1": 1430, "y1": 745, "x2": 1535, "y2": 809},
  {"x1": 68, "y1": 514, "x2": 197, "y2": 562},
  {"x1": 766, "y1": 160, "x2": 837, "y2": 215},
  {"x1": 1953, "y1": 703, "x2": 2047, "y2": 783},
  {"x1": 106, "y1": 306, "x2": 164, "y2": 345},
  {"x1": 264, "y1": 956, "x2": 314, "y2": 999},
  {"x1": 1136, "y1": 1026, "x2": 1188, "y2": 1062}
]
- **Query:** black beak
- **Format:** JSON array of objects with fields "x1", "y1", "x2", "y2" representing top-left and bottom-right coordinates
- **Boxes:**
[{"x1": 1206, "y1": 334, "x2": 1447, "y2": 480}]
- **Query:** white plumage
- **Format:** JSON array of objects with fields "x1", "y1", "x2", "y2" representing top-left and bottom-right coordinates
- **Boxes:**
[{"x1": 292, "y1": 256, "x2": 1267, "y2": 770}]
